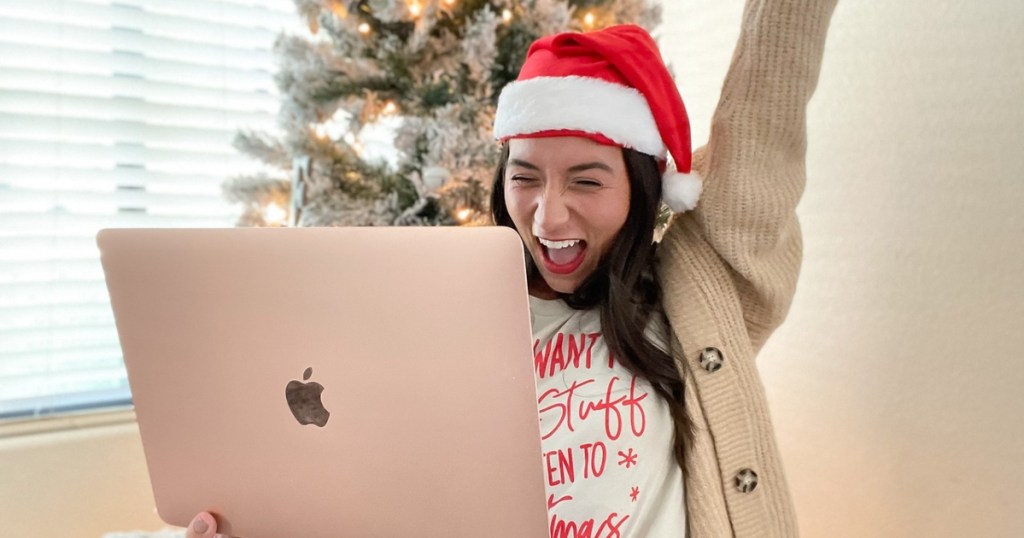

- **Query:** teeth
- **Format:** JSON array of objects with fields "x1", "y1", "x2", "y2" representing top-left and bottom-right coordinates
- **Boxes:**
[{"x1": 539, "y1": 238, "x2": 581, "y2": 250}]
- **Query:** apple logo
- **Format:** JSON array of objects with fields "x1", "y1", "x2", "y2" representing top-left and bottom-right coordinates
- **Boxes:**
[{"x1": 285, "y1": 367, "x2": 330, "y2": 427}]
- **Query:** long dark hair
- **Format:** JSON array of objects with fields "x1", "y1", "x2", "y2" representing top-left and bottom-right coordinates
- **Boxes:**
[{"x1": 490, "y1": 144, "x2": 695, "y2": 475}]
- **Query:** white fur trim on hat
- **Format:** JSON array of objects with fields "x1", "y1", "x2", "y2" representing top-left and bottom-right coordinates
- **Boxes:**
[
  {"x1": 662, "y1": 169, "x2": 702, "y2": 212},
  {"x1": 494, "y1": 76, "x2": 668, "y2": 159}
]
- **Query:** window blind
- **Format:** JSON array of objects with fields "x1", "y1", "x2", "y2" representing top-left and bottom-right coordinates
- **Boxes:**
[{"x1": 0, "y1": 0, "x2": 297, "y2": 419}]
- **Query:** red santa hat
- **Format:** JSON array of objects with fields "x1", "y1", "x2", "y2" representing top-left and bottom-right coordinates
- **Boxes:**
[{"x1": 493, "y1": 24, "x2": 702, "y2": 213}]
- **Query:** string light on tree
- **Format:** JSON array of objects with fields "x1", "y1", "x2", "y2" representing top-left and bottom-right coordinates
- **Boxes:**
[
  {"x1": 382, "y1": 101, "x2": 398, "y2": 115},
  {"x1": 455, "y1": 207, "x2": 473, "y2": 223},
  {"x1": 502, "y1": 8, "x2": 513, "y2": 23},
  {"x1": 313, "y1": 123, "x2": 329, "y2": 139},
  {"x1": 262, "y1": 202, "x2": 287, "y2": 226},
  {"x1": 408, "y1": 1, "x2": 422, "y2": 18},
  {"x1": 357, "y1": 22, "x2": 371, "y2": 34},
  {"x1": 584, "y1": 11, "x2": 596, "y2": 28},
  {"x1": 328, "y1": 0, "x2": 348, "y2": 19}
]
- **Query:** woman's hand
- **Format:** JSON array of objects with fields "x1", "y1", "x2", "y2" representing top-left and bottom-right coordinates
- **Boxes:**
[{"x1": 184, "y1": 512, "x2": 219, "y2": 538}]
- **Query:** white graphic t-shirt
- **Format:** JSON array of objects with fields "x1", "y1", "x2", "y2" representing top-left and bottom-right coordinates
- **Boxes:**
[{"x1": 529, "y1": 296, "x2": 686, "y2": 538}]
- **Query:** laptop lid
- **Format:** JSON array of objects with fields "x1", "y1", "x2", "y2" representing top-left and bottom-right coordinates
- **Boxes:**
[{"x1": 97, "y1": 226, "x2": 547, "y2": 538}]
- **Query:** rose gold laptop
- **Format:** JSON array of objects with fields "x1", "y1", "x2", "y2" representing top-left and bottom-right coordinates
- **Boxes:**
[{"x1": 97, "y1": 227, "x2": 547, "y2": 538}]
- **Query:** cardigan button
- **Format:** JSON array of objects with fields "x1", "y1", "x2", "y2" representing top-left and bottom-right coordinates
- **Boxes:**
[
  {"x1": 736, "y1": 468, "x2": 759, "y2": 493},
  {"x1": 699, "y1": 347, "x2": 724, "y2": 373}
]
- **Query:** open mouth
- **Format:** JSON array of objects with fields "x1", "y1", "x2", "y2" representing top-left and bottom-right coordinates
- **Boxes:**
[{"x1": 538, "y1": 238, "x2": 587, "y2": 275}]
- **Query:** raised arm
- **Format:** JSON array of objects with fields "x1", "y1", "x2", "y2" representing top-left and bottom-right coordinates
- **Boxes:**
[{"x1": 659, "y1": 0, "x2": 838, "y2": 353}]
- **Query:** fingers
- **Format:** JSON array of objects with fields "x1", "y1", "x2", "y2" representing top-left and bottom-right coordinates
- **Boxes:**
[{"x1": 185, "y1": 512, "x2": 218, "y2": 538}]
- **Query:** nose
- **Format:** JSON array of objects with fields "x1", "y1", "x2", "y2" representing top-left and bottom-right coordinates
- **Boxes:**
[{"x1": 534, "y1": 183, "x2": 570, "y2": 233}]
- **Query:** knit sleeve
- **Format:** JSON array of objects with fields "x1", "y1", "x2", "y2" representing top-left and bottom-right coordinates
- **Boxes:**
[{"x1": 658, "y1": 0, "x2": 837, "y2": 354}]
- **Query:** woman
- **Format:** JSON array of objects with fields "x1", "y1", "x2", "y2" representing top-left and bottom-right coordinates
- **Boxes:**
[{"x1": 187, "y1": 0, "x2": 836, "y2": 536}]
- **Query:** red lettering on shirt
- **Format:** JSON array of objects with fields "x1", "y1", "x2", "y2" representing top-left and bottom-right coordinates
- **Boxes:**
[
  {"x1": 534, "y1": 338, "x2": 553, "y2": 378},
  {"x1": 539, "y1": 375, "x2": 648, "y2": 441},
  {"x1": 545, "y1": 448, "x2": 576, "y2": 487},
  {"x1": 534, "y1": 332, "x2": 603, "y2": 379},
  {"x1": 549, "y1": 511, "x2": 630, "y2": 538},
  {"x1": 567, "y1": 333, "x2": 587, "y2": 370},
  {"x1": 538, "y1": 379, "x2": 595, "y2": 440},
  {"x1": 535, "y1": 329, "x2": 663, "y2": 537}
]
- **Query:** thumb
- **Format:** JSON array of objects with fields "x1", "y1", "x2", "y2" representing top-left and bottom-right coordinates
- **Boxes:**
[{"x1": 185, "y1": 512, "x2": 218, "y2": 538}]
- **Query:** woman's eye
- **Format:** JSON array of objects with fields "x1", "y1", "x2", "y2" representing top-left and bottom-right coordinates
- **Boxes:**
[
  {"x1": 574, "y1": 179, "x2": 602, "y2": 187},
  {"x1": 509, "y1": 175, "x2": 536, "y2": 183}
]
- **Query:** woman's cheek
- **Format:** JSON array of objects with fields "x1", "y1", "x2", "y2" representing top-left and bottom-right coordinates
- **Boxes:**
[{"x1": 505, "y1": 191, "x2": 532, "y2": 228}]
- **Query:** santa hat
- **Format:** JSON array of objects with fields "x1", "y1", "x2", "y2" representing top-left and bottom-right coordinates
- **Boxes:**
[{"x1": 493, "y1": 24, "x2": 701, "y2": 213}]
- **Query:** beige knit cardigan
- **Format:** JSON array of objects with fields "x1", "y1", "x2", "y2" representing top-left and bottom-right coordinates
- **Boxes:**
[{"x1": 656, "y1": 0, "x2": 838, "y2": 536}]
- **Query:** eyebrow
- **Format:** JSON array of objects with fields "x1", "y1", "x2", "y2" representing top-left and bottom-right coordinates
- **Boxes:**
[
  {"x1": 507, "y1": 159, "x2": 614, "y2": 174},
  {"x1": 507, "y1": 159, "x2": 540, "y2": 171}
]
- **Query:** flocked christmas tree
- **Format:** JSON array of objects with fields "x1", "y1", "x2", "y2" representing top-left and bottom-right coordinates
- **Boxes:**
[{"x1": 223, "y1": 0, "x2": 662, "y2": 227}]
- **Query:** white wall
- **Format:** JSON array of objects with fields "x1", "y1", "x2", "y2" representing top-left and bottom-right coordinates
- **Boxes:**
[
  {"x1": 0, "y1": 415, "x2": 165, "y2": 536},
  {"x1": 660, "y1": 1, "x2": 1024, "y2": 536}
]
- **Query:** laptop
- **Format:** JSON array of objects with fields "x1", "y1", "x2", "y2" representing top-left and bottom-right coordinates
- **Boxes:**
[{"x1": 97, "y1": 226, "x2": 548, "y2": 538}]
